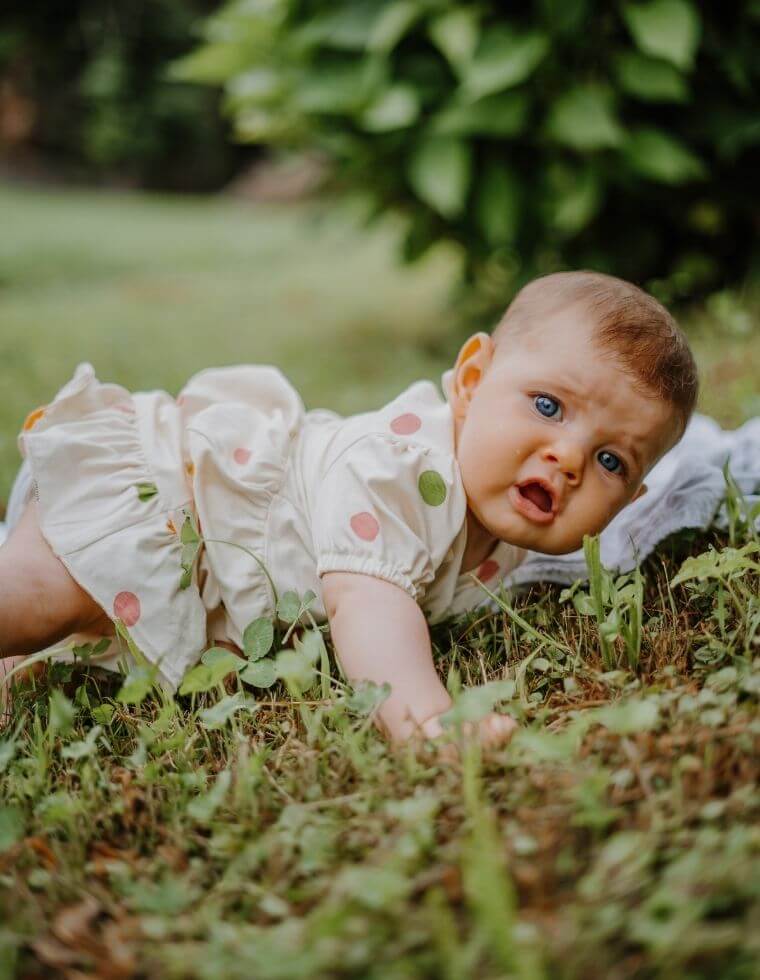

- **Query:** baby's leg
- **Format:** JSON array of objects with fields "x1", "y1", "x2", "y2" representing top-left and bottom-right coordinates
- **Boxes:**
[{"x1": 0, "y1": 501, "x2": 112, "y2": 659}]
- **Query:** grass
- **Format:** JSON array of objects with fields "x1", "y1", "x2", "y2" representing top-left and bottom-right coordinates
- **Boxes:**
[{"x1": 0, "y1": 184, "x2": 759, "y2": 978}]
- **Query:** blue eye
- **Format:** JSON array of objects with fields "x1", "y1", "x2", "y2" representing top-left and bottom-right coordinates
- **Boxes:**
[
  {"x1": 598, "y1": 450, "x2": 623, "y2": 474},
  {"x1": 535, "y1": 395, "x2": 561, "y2": 419}
]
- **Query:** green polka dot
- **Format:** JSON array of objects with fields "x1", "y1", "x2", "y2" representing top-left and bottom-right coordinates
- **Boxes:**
[
  {"x1": 418, "y1": 470, "x2": 447, "y2": 506},
  {"x1": 136, "y1": 482, "x2": 158, "y2": 502}
]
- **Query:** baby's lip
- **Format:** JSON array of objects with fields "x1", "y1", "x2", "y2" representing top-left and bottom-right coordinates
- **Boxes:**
[{"x1": 509, "y1": 478, "x2": 558, "y2": 525}]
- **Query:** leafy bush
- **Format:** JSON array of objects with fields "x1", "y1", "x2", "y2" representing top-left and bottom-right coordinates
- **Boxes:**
[
  {"x1": 177, "y1": 0, "x2": 760, "y2": 300},
  {"x1": 0, "y1": 0, "x2": 243, "y2": 190}
]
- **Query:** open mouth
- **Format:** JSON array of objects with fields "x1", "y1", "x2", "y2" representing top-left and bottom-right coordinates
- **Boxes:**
[
  {"x1": 518, "y1": 482, "x2": 553, "y2": 513},
  {"x1": 509, "y1": 479, "x2": 557, "y2": 524}
]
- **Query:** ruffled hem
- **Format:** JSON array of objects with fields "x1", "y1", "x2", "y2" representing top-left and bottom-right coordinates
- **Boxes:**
[
  {"x1": 19, "y1": 363, "x2": 208, "y2": 691},
  {"x1": 317, "y1": 551, "x2": 420, "y2": 600}
]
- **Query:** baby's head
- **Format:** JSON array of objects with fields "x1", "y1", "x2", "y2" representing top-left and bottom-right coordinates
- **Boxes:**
[{"x1": 450, "y1": 271, "x2": 698, "y2": 555}]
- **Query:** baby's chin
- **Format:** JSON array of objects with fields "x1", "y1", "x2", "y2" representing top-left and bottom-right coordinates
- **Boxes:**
[
  {"x1": 488, "y1": 513, "x2": 602, "y2": 556},
  {"x1": 498, "y1": 531, "x2": 587, "y2": 556}
]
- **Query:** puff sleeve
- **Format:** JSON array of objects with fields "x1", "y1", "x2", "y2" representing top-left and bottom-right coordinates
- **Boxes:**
[{"x1": 313, "y1": 433, "x2": 467, "y2": 601}]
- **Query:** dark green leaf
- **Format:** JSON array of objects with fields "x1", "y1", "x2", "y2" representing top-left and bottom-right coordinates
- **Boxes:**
[
  {"x1": 545, "y1": 85, "x2": 624, "y2": 150},
  {"x1": 367, "y1": 1, "x2": 421, "y2": 54},
  {"x1": 623, "y1": 127, "x2": 706, "y2": 183},
  {"x1": 295, "y1": 61, "x2": 380, "y2": 115},
  {"x1": 614, "y1": 51, "x2": 688, "y2": 102},
  {"x1": 428, "y1": 9, "x2": 480, "y2": 70},
  {"x1": 433, "y1": 91, "x2": 528, "y2": 138},
  {"x1": 361, "y1": 85, "x2": 419, "y2": 131},
  {"x1": 462, "y1": 27, "x2": 549, "y2": 99},
  {"x1": 408, "y1": 136, "x2": 471, "y2": 218},
  {"x1": 622, "y1": 0, "x2": 701, "y2": 71},
  {"x1": 475, "y1": 164, "x2": 520, "y2": 245},
  {"x1": 296, "y1": 3, "x2": 384, "y2": 51},
  {"x1": 549, "y1": 165, "x2": 601, "y2": 234}
]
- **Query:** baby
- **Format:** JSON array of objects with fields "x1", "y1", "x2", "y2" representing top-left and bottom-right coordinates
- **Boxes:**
[{"x1": 0, "y1": 271, "x2": 698, "y2": 747}]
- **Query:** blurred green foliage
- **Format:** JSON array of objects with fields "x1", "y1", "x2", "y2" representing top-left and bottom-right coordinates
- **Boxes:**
[
  {"x1": 176, "y1": 0, "x2": 760, "y2": 300},
  {"x1": 0, "y1": 0, "x2": 243, "y2": 189}
]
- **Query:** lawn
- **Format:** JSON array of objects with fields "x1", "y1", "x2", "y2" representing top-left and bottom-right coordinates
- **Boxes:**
[{"x1": 0, "y1": 184, "x2": 758, "y2": 979}]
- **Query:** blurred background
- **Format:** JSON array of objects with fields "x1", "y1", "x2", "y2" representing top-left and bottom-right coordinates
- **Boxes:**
[{"x1": 1, "y1": 0, "x2": 759, "y2": 500}]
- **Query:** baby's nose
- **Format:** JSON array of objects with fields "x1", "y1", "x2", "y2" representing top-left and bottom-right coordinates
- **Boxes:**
[{"x1": 542, "y1": 441, "x2": 584, "y2": 485}]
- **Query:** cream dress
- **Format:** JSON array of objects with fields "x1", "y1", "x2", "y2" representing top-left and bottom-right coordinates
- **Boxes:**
[{"x1": 15, "y1": 364, "x2": 525, "y2": 689}]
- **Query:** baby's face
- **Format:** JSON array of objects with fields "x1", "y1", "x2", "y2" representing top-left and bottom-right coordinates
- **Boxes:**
[{"x1": 452, "y1": 305, "x2": 681, "y2": 555}]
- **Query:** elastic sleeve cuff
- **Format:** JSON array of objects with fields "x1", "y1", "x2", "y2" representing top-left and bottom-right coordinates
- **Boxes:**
[{"x1": 316, "y1": 551, "x2": 421, "y2": 600}]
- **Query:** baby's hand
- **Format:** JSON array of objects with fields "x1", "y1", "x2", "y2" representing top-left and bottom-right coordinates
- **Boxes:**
[{"x1": 419, "y1": 710, "x2": 518, "y2": 760}]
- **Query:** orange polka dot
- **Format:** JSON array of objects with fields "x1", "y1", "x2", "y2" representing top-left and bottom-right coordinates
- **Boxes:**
[
  {"x1": 350, "y1": 512, "x2": 380, "y2": 542},
  {"x1": 477, "y1": 559, "x2": 500, "y2": 583},
  {"x1": 166, "y1": 518, "x2": 177, "y2": 535},
  {"x1": 390, "y1": 413, "x2": 422, "y2": 435},
  {"x1": 22, "y1": 406, "x2": 46, "y2": 431},
  {"x1": 185, "y1": 461, "x2": 195, "y2": 478},
  {"x1": 113, "y1": 591, "x2": 141, "y2": 627},
  {"x1": 233, "y1": 447, "x2": 251, "y2": 465}
]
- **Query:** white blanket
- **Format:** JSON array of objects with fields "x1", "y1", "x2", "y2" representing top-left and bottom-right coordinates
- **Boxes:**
[{"x1": 2, "y1": 413, "x2": 759, "y2": 584}]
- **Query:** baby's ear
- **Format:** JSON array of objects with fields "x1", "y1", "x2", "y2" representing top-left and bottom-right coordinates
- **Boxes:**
[{"x1": 451, "y1": 332, "x2": 493, "y2": 418}]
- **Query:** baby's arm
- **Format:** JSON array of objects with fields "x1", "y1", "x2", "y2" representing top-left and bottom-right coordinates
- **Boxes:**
[{"x1": 322, "y1": 571, "x2": 516, "y2": 748}]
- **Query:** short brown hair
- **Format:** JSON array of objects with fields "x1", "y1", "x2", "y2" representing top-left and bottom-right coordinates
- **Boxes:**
[{"x1": 493, "y1": 271, "x2": 698, "y2": 433}]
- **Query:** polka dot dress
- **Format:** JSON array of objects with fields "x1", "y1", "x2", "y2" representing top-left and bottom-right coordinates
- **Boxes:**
[{"x1": 16, "y1": 362, "x2": 525, "y2": 689}]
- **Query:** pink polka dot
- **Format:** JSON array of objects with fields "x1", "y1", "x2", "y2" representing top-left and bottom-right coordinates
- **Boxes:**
[
  {"x1": 115, "y1": 403, "x2": 135, "y2": 414},
  {"x1": 113, "y1": 591, "x2": 141, "y2": 627},
  {"x1": 233, "y1": 447, "x2": 251, "y2": 465},
  {"x1": 350, "y1": 512, "x2": 380, "y2": 542},
  {"x1": 176, "y1": 394, "x2": 186, "y2": 407},
  {"x1": 390, "y1": 413, "x2": 422, "y2": 435},
  {"x1": 477, "y1": 559, "x2": 500, "y2": 582}
]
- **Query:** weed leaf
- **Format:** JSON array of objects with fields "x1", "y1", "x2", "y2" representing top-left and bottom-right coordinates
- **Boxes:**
[
  {"x1": 441, "y1": 679, "x2": 516, "y2": 727},
  {"x1": 187, "y1": 768, "x2": 231, "y2": 823},
  {"x1": 276, "y1": 591, "x2": 302, "y2": 623},
  {"x1": 240, "y1": 659, "x2": 278, "y2": 689},
  {"x1": 48, "y1": 690, "x2": 75, "y2": 736},
  {"x1": 243, "y1": 617, "x2": 274, "y2": 661},
  {"x1": 0, "y1": 807, "x2": 24, "y2": 852},
  {"x1": 116, "y1": 666, "x2": 156, "y2": 705},
  {"x1": 61, "y1": 725, "x2": 103, "y2": 760},
  {"x1": 199, "y1": 692, "x2": 258, "y2": 729}
]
